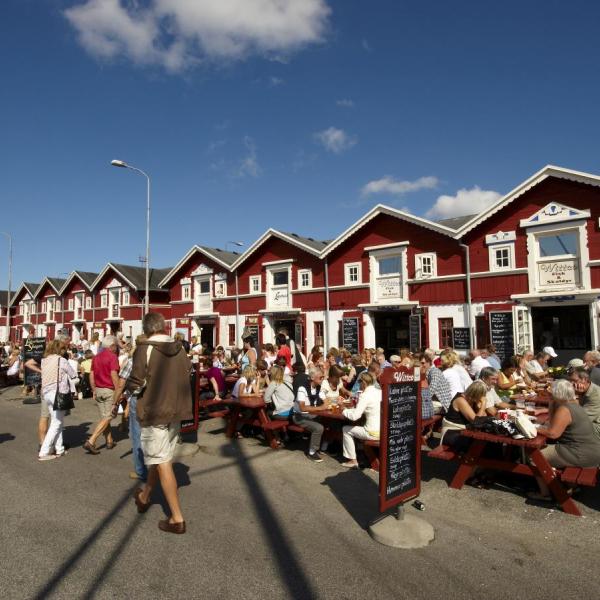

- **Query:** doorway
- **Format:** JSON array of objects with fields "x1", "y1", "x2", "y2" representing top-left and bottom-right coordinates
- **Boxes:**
[
  {"x1": 200, "y1": 324, "x2": 214, "y2": 351},
  {"x1": 530, "y1": 305, "x2": 591, "y2": 364},
  {"x1": 373, "y1": 311, "x2": 410, "y2": 356}
]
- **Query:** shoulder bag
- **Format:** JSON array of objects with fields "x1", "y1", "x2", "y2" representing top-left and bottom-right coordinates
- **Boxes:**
[{"x1": 53, "y1": 356, "x2": 75, "y2": 411}]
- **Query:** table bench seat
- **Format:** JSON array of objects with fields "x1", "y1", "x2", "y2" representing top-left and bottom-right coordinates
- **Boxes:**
[
  {"x1": 427, "y1": 444, "x2": 458, "y2": 461},
  {"x1": 560, "y1": 466, "x2": 599, "y2": 487}
]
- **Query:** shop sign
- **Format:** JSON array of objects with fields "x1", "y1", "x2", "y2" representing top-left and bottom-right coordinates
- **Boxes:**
[
  {"x1": 177, "y1": 318, "x2": 190, "y2": 325},
  {"x1": 538, "y1": 259, "x2": 578, "y2": 287},
  {"x1": 94, "y1": 322, "x2": 104, "y2": 328},
  {"x1": 377, "y1": 277, "x2": 401, "y2": 299},
  {"x1": 269, "y1": 288, "x2": 289, "y2": 308}
]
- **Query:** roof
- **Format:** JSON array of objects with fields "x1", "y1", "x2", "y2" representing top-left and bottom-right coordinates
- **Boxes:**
[
  {"x1": 34, "y1": 277, "x2": 66, "y2": 298},
  {"x1": 158, "y1": 245, "x2": 240, "y2": 287},
  {"x1": 321, "y1": 204, "x2": 457, "y2": 258},
  {"x1": 93, "y1": 263, "x2": 172, "y2": 292},
  {"x1": 435, "y1": 214, "x2": 477, "y2": 230},
  {"x1": 0, "y1": 291, "x2": 8, "y2": 307},
  {"x1": 9, "y1": 282, "x2": 39, "y2": 306},
  {"x1": 58, "y1": 270, "x2": 99, "y2": 294},
  {"x1": 454, "y1": 165, "x2": 600, "y2": 238},
  {"x1": 279, "y1": 232, "x2": 330, "y2": 252}
]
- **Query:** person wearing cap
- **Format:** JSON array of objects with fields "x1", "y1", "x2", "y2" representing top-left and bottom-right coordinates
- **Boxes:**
[
  {"x1": 528, "y1": 350, "x2": 552, "y2": 380},
  {"x1": 567, "y1": 358, "x2": 585, "y2": 372},
  {"x1": 583, "y1": 350, "x2": 600, "y2": 387}
]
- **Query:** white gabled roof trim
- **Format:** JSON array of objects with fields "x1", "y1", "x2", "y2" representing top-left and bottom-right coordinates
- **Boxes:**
[
  {"x1": 454, "y1": 165, "x2": 600, "y2": 238},
  {"x1": 90, "y1": 264, "x2": 137, "y2": 292},
  {"x1": 33, "y1": 277, "x2": 63, "y2": 299},
  {"x1": 229, "y1": 229, "x2": 323, "y2": 271},
  {"x1": 158, "y1": 246, "x2": 235, "y2": 288},
  {"x1": 321, "y1": 204, "x2": 456, "y2": 258},
  {"x1": 9, "y1": 283, "x2": 35, "y2": 306},
  {"x1": 58, "y1": 271, "x2": 94, "y2": 295}
]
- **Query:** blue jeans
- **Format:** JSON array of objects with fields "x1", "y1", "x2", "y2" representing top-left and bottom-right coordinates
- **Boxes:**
[{"x1": 129, "y1": 395, "x2": 147, "y2": 481}]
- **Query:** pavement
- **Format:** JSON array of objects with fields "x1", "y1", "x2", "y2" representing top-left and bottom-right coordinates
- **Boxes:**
[{"x1": 1, "y1": 384, "x2": 599, "y2": 600}]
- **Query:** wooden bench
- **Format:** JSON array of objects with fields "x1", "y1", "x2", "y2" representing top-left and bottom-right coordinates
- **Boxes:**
[
  {"x1": 560, "y1": 466, "x2": 599, "y2": 488},
  {"x1": 422, "y1": 415, "x2": 442, "y2": 445},
  {"x1": 427, "y1": 444, "x2": 459, "y2": 461}
]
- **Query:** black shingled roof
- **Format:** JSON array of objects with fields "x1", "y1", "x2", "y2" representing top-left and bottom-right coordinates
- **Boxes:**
[
  {"x1": 73, "y1": 271, "x2": 98, "y2": 288},
  {"x1": 280, "y1": 232, "x2": 330, "y2": 251},
  {"x1": 436, "y1": 214, "x2": 477, "y2": 230},
  {"x1": 198, "y1": 246, "x2": 240, "y2": 266},
  {"x1": 46, "y1": 278, "x2": 67, "y2": 293},
  {"x1": 110, "y1": 264, "x2": 173, "y2": 291},
  {"x1": 0, "y1": 291, "x2": 8, "y2": 307}
]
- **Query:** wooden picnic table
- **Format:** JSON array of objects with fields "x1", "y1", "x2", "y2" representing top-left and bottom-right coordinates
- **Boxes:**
[{"x1": 447, "y1": 428, "x2": 583, "y2": 516}]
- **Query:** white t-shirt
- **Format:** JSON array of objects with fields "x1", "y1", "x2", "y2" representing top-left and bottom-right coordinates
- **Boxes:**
[
  {"x1": 484, "y1": 385, "x2": 503, "y2": 409},
  {"x1": 443, "y1": 365, "x2": 472, "y2": 398},
  {"x1": 530, "y1": 360, "x2": 544, "y2": 373},
  {"x1": 7, "y1": 358, "x2": 20, "y2": 376},
  {"x1": 232, "y1": 376, "x2": 247, "y2": 399},
  {"x1": 319, "y1": 379, "x2": 344, "y2": 401},
  {"x1": 468, "y1": 356, "x2": 491, "y2": 379}
]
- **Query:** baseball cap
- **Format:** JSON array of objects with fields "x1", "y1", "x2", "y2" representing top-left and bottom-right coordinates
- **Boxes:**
[
  {"x1": 567, "y1": 358, "x2": 584, "y2": 369},
  {"x1": 543, "y1": 346, "x2": 558, "y2": 358}
]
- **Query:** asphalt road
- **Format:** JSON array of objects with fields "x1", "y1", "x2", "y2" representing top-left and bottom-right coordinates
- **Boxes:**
[{"x1": 1, "y1": 385, "x2": 599, "y2": 600}]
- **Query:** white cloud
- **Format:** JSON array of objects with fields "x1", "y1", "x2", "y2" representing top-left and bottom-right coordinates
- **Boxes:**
[
  {"x1": 361, "y1": 175, "x2": 438, "y2": 197},
  {"x1": 269, "y1": 76, "x2": 285, "y2": 87},
  {"x1": 336, "y1": 98, "x2": 354, "y2": 108},
  {"x1": 65, "y1": 0, "x2": 331, "y2": 72},
  {"x1": 314, "y1": 126, "x2": 357, "y2": 154},
  {"x1": 236, "y1": 136, "x2": 261, "y2": 178},
  {"x1": 361, "y1": 38, "x2": 372, "y2": 52},
  {"x1": 425, "y1": 186, "x2": 502, "y2": 219}
]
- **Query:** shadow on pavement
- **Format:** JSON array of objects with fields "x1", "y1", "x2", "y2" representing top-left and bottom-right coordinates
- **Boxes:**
[
  {"x1": 322, "y1": 469, "x2": 379, "y2": 530},
  {"x1": 32, "y1": 482, "x2": 140, "y2": 600},
  {"x1": 62, "y1": 422, "x2": 92, "y2": 449},
  {"x1": 153, "y1": 463, "x2": 191, "y2": 517},
  {"x1": 236, "y1": 442, "x2": 318, "y2": 600},
  {"x1": 0, "y1": 432, "x2": 15, "y2": 443}
]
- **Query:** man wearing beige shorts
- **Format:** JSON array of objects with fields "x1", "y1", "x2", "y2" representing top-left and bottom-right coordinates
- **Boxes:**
[
  {"x1": 85, "y1": 336, "x2": 120, "y2": 454},
  {"x1": 126, "y1": 313, "x2": 192, "y2": 535}
]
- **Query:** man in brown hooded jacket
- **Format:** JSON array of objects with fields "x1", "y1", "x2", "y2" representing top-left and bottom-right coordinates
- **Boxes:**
[{"x1": 126, "y1": 312, "x2": 192, "y2": 534}]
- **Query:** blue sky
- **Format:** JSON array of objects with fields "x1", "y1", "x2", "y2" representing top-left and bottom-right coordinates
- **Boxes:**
[{"x1": 2, "y1": 0, "x2": 600, "y2": 288}]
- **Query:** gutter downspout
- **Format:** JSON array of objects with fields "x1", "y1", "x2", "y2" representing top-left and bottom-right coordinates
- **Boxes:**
[
  {"x1": 460, "y1": 243, "x2": 474, "y2": 348},
  {"x1": 235, "y1": 270, "x2": 240, "y2": 348},
  {"x1": 324, "y1": 258, "x2": 330, "y2": 351}
]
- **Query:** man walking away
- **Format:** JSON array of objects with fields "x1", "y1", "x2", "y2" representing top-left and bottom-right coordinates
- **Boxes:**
[
  {"x1": 85, "y1": 336, "x2": 120, "y2": 454},
  {"x1": 127, "y1": 313, "x2": 192, "y2": 534}
]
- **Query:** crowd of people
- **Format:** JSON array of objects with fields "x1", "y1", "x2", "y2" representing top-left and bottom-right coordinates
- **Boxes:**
[{"x1": 4, "y1": 329, "x2": 600, "y2": 527}]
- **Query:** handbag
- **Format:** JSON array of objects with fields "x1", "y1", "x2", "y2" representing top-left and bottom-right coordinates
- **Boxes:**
[
  {"x1": 514, "y1": 411, "x2": 537, "y2": 439},
  {"x1": 53, "y1": 356, "x2": 75, "y2": 411}
]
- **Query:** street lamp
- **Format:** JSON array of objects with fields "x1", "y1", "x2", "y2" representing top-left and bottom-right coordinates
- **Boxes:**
[
  {"x1": 226, "y1": 241, "x2": 244, "y2": 253},
  {"x1": 0, "y1": 232, "x2": 12, "y2": 342},
  {"x1": 111, "y1": 159, "x2": 151, "y2": 315}
]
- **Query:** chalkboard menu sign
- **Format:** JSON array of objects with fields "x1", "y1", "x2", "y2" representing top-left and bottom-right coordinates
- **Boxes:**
[
  {"x1": 23, "y1": 337, "x2": 45, "y2": 386},
  {"x1": 244, "y1": 324, "x2": 259, "y2": 346},
  {"x1": 378, "y1": 367, "x2": 421, "y2": 512},
  {"x1": 342, "y1": 317, "x2": 359, "y2": 355},
  {"x1": 181, "y1": 364, "x2": 200, "y2": 433},
  {"x1": 489, "y1": 311, "x2": 514, "y2": 363},
  {"x1": 409, "y1": 315, "x2": 421, "y2": 353},
  {"x1": 452, "y1": 327, "x2": 471, "y2": 350}
]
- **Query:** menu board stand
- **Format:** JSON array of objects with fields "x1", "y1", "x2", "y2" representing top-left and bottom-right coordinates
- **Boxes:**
[{"x1": 368, "y1": 366, "x2": 434, "y2": 548}]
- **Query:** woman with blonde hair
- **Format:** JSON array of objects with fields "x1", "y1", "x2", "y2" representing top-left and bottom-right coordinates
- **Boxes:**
[
  {"x1": 340, "y1": 372, "x2": 382, "y2": 468},
  {"x1": 440, "y1": 380, "x2": 487, "y2": 452},
  {"x1": 264, "y1": 365, "x2": 294, "y2": 418},
  {"x1": 38, "y1": 339, "x2": 77, "y2": 461},
  {"x1": 440, "y1": 349, "x2": 473, "y2": 399},
  {"x1": 231, "y1": 365, "x2": 258, "y2": 400}
]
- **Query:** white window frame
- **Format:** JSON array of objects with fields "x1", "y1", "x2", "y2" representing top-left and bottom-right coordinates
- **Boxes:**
[
  {"x1": 122, "y1": 290, "x2": 130, "y2": 305},
  {"x1": 100, "y1": 292, "x2": 107, "y2": 308},
  {"x1": 298, "y1": 269, "x2": 312, "y2": 289},
  {"x1": 368, "y1": 246, "x2": 408, "y2": 304},
  {"x1": 344, "y1": 262, "x2": 362, "y2": 286},
  {"x1": 415, "y1": 253, "x2": 437, "y2": 278},
  {"x1": 85, "y1": 296, "x2": 92, "y2": 309},
  {"x1": 249, "y1": 275, "x2": 261, "y2": 295},
  {"x1": 55, "y1": 300, "x2": 61, "y2": 312},
  {"x1": 68, "y1": 299, "x2": 74, "y2": 310},
  {"x1": 181, "y1": 284, "x2": 191, "y2": 300},
  {"x1": 490, "y1": 244, "x2": 513, "y2": 271},
  {"x1": 41, "y1": 301, "x2": 46, "y2": 313},
  {"x1": 266, "y1": 263, "x2": 292, "y2": 310}
]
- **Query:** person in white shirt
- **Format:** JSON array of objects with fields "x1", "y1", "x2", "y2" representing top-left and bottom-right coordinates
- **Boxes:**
[
  {"x1": 478, "y1": 367, "x2": 511, "y2": 415},
  {"x1": 468, "y1": 349, "x2": 491, "y2": 379},
  {"x1": 529, "y1": 350, "x2": 552, "y2": 380},
  {"x1": 340, "y1": 373, "x2": 382, "y2": 468},
  {"x1": 440, "y1": 350, "x2": 473, "y2": 399}
]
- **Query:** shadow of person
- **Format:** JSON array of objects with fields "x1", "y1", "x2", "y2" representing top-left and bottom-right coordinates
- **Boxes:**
[
  {"x1": 62, "y1": 421, "x2": 92, "y2": 449},
  {"x1": 0, "y1": 433, "x2": 16, "y2": 443},
  {"x1": 322, "y1": 469, "x2": 380, "y2": 530}
]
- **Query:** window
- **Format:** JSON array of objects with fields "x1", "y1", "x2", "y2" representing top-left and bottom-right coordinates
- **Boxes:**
[
  {"x1": 85, "y1": 297, "x2": 91, "y2": 309},
  {"x1": 314, "y1": 321, "x2": 324, "y2": 347},
  {"x1": 415, "y1": 253, "x2": 436, "y2": 278},
  {"x1": 41, "y1": 302, "x2": 46, "y2": 313},
  {"x1": 273, "y1": 270, "x2": 289, "y2": 286},
  {"x1": 100, "y1": 293, "x2": 107, "y2": 308},
  {"x1": 439, "y1": 318, "x2": 453, "y2": 349},
  {"x1": 378, "y1": 256, "x2": 401, "y2": 275},
  {"x1": 494, "y1": 246, "x2": 511, "y2": 269},
  {"x1": 538, "y1": 231, "x2": 578, "y2": 257},
  {"x1": 199, "y1": 280, "x2": 210, "y2": 294},
  {"x1": 298, "y1": 269, "x2": 312, "y2": 289},
  {"x1": 122, "y1": 290, "x2": 130, "y2": 305},
  {"x1": 55, "y1": 301, "x2": 61, "y2": 312},
  {"x1": 228, "y1": 324, "x2": 236, "y2": 346},
  {"x1": 344, "y1": 263, "x2": 362, "y2": 285},
  {"x1": 68, "y1": 299, "x2": 74, "y2": 310},
  {"x1": 182, "y1": 284, "x2": 190, "y2": 300},
  {"x1": 249, "y1": 276, "x2": 261, "y2": 294}
]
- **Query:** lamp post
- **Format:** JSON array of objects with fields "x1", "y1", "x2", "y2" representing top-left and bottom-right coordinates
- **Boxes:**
[
  {"x1": 111, "y1": 159, "x2": 151, "y2": 315},
  {"x1": 1, "y1": 232, "x2": 12, "y2": 341}
]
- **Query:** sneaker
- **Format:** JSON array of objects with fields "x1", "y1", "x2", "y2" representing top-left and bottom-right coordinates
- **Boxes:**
[
  {"x1": 306, "y1": 451, "x2": 323, "y2": 463},
  {"x1": 38, "y1": 455, "x2": 58, "y2": 462}
]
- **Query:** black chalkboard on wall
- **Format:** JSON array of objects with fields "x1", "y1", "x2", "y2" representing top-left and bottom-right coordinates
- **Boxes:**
[
  {"x1": 409, "y1": 315, "x2": 421, "y2": 353},
  {"x1": 489, "y1": 311, "x2": 514, "y2": 363},
  {"x1": 342, "y1": 317, "x2": 359, "y2": 355},
  {"x1": 452, "y1": 327, "x2": 471, "y2": 350}
]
